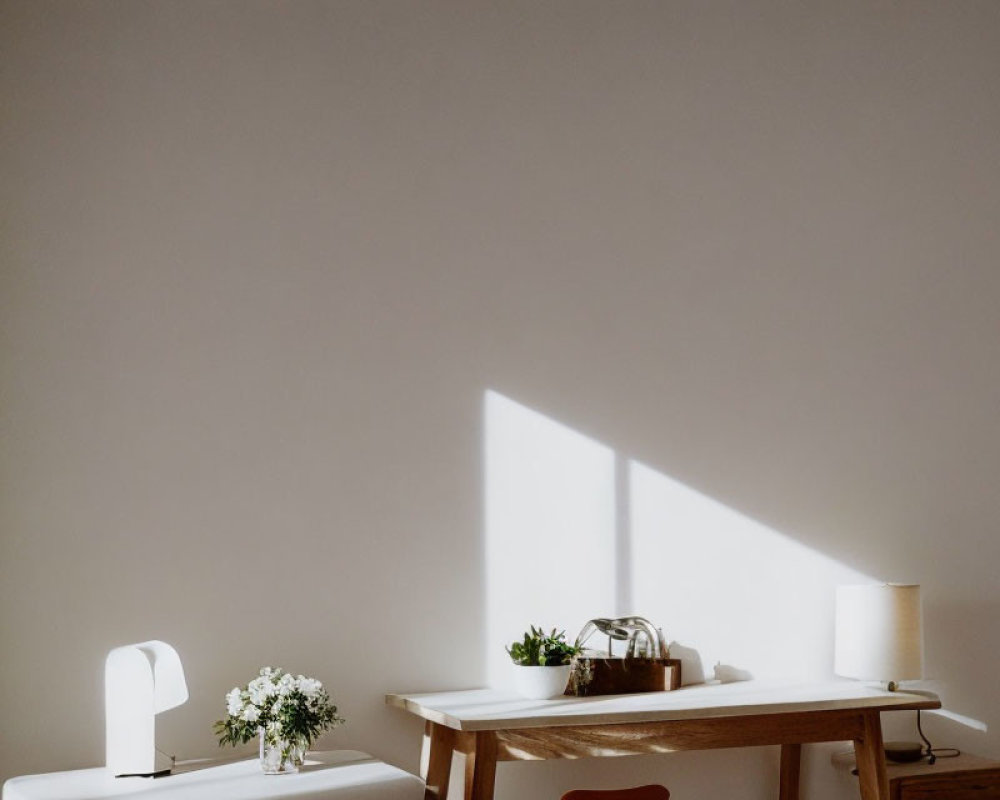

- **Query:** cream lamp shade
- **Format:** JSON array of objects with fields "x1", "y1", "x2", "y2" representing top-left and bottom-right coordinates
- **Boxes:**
[{"x1": 834, "y1": 583, "x2": 923, "y2": 688}]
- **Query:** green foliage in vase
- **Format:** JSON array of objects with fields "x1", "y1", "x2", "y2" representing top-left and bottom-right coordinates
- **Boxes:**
[
  {"x1": 213, "y1": 666, "x2": 344, "y2": 750},
  {"x1": 506, "y1": 625, "x2": 581, "y2": 666}
]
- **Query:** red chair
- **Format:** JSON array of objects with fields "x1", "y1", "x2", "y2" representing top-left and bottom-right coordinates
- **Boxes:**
[{"x1": 562, "y1": 786, "x2": 671, "y2": 800}]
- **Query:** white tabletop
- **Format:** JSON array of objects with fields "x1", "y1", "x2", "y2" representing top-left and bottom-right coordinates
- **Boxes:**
[
  {"x1": 2, "y1": 750, "x2": 425, "y2": 800},
  {"x1": 386, "y1": 680, "x2": 940, "y2": 731}
]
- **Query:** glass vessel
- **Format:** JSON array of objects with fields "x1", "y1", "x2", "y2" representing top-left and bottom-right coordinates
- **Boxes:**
[{"x1": 258, "y1": 725, "x2": 299, "y2": 775}]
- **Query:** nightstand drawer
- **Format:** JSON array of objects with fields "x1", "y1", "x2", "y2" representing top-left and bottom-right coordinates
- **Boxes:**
[
  {"x1": 833, "y1": 751, "x2": 1000, "y2": 800},
  {"x1": 897, "y1": 767, "x2": 1000, "y2": 800}
]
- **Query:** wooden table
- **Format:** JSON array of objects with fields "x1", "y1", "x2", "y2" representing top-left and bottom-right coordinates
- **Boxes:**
[{"x1": 386, "y1": 681, "x2": 940, "y2": 800}]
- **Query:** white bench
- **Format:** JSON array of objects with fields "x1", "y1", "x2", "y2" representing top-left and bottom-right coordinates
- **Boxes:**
[{"x1": 3, "y1": 750, "x2": 425, "y2": 800}]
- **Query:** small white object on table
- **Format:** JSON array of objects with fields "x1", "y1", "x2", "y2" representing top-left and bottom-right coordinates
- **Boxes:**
[{"x1": 2, "y1": 750, "x2": 424, "y2": 800}]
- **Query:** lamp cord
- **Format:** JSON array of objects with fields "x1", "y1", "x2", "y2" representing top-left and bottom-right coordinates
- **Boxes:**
[{"x1": 917, "y1": 709, "x2": 960, "y2": 764}]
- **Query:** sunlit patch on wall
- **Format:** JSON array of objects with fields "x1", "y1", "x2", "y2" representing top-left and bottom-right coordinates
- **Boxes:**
[
  {"x1": 484, "y1": 390, "x2": 870, "y2": 689},
  {"x1": 484, "y1": 391, "x2": 616, "y2": 689},
  {"x1": 628, "y1": 460, "x2": 870, "y2": 679}
]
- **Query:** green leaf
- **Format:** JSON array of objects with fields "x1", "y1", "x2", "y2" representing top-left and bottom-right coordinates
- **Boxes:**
[{"x1": 506, "y1": 625, "x2": 581, "y2": 666}]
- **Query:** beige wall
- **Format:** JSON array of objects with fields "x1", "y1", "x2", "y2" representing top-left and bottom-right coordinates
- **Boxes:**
[{"x1": 2, "y1": 2, "x2": 999, "y2": 797}]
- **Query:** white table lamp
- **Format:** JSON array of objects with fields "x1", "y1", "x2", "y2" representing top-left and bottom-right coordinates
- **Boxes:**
[
  {"x1": 834, "y1": 583, "x2": 923, "y2": 691},
  {"x1": 105, "y1": 640, "x2": 188, "y2": 777}
]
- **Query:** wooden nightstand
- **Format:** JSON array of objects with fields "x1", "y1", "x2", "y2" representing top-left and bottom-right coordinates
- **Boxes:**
[{"x1": 833, "y1": 751, "x2": 1000, "y2": 799}]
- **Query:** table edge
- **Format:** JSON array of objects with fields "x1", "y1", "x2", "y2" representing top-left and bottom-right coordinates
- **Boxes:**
[{"x1": 385, "y1": 690, "x2": 941, "y2": 732}]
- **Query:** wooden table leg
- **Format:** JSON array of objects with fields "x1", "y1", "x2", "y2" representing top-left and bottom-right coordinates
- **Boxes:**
[
  {"x1": 779, "y1": 743, "x2": 801, "y2": 800},
  {"x1": 464, "y1": 731, "x2": 498, "y2": 800},
  {"x1": 422, "y1": 721, "x2": 457, "y2": 800},
  {"x1": 854, "y1": 711, "x2": 890, "y2": 800}
]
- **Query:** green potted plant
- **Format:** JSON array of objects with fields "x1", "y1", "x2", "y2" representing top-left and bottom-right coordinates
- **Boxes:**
[{"x1": 506, "y1": 626, "x2": 581, "y2": 699}]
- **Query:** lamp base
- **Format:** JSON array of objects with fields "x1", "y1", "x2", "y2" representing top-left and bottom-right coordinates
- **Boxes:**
[
  {"x1": 885, "y1": 741, "x2": 924, "y2": 763},
  {"x1": 115, "y1": 769, "x2": 171, "y2": 778}
]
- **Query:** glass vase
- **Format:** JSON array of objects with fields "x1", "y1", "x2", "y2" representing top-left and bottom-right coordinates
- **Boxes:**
[{"x1": 258, "y1": 725, "x2": 299, "y2": 775}]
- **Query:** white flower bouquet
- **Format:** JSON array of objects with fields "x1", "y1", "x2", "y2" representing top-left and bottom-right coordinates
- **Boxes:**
[{"x1": 214, "y1": 667, "x2": 343, "y2": 771}]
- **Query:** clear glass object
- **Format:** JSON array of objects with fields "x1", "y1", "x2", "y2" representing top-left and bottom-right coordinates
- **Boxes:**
[{"x1": 258, "y1": 725, "x2": 299, "y2": 775}]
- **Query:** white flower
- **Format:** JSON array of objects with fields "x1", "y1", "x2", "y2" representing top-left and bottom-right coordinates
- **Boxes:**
[
  {"x1": 297, "y1": 677, "x2": 323, "y2": 698},
  {"x1": 218, "y1": 666, "x2": 341, "y2": 747},
  {"x1": 277, "y1": 673, "x2": 296, "y2": 696},
  {"x1": 248, "y1": 675, "x2": 278, "y2": 705},
  {"x1": 226, "y1": 688, "x2": 243, "y2": 716}
]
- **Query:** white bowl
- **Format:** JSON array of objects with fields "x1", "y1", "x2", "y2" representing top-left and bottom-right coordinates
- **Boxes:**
[{"x1": 512, "y1": 664, "x2": 572, "y2": 700}]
